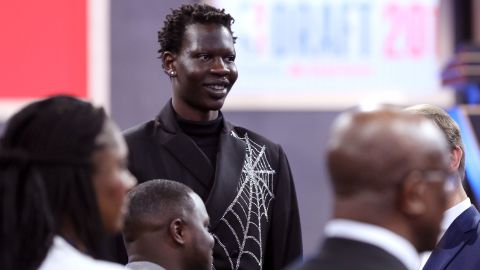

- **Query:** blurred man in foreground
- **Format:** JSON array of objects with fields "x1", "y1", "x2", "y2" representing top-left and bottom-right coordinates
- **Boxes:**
[{"x1": 291, "y1": 107, "x2": 452, "y2": 270}]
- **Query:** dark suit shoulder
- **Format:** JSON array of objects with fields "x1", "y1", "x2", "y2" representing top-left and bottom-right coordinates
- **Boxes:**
[
  {"x1": 123, "y1": 120, "x2": 166, "y2": 155},
  {"x1": 290, "y1": 238, "x2": 407, "y2": 270},
  {"x1": 231, "y1": 125, "x2": 279, "y2": 148},
  {"x1": 122, "y1": 120, "x2": 164, "y2": 183},
  {"x1": 424, "y1": 206, "x2": 480, "y2": 270},
  {"x1": 230, "y1": 125, "x2": 291, "y2": 175},
  {"x1": 123, "y1": 120, "x2": 156, "y2": 140}
]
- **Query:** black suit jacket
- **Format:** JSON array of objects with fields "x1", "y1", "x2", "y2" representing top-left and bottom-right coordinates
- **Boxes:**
[
  {"x1": 289, "y1": 237, "x2": 408, "y2": 270},
  {"x1": 423, "y1": 206, "x2": 480, "y2": 270},
  {"x1": 124, "y1": 102, "x2": 302, "y2": 270}
]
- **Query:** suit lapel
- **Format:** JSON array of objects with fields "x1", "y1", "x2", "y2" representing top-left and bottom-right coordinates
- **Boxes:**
[
  {"x1": 155, "y1": 101, "x2": 214, "y2": 189},
  {"x1": 163, "y1": 133, "x2": 213, "y2": 189},
  {"x1": 206, "y1": 124, "x2": 246, "y2": 229},
  {"x1": 423, "y1": 206, "x2": 480, "y2": 270},
  {"x1": 423, "y1": 239, "x2": 465, "y2": 270},
  {"x1": 156, "y1": 103, "x2": 247, "y2": 228}
]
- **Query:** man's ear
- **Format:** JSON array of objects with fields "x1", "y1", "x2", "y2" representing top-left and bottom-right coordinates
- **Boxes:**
[
  {"x1": 162, "y1": 51, "x2": 176, "y2": 77},
  {"x1": 399, "y1": 171, "x2": 426, "y2": 216},
  {"x1": 169, "y1": 218, "x2": 185, "y2": 245},
  {"x1": 450, "y1": 146, "x2": 462, "y2": 171}
]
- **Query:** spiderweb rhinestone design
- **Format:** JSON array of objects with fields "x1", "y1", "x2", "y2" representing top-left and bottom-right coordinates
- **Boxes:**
[{"x1": 213, "y1": 132, "x2": 276, "y2": 270}]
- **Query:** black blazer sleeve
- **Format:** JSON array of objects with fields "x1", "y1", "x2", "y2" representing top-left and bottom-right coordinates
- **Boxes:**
[{"x1": 264, "y1": 146, "x2": 303, "y2": 269}]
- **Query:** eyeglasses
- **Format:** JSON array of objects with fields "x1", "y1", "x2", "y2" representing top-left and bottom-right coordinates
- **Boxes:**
[{"x1": 412, "y1": 169, "x2": 459, "y2": 193}]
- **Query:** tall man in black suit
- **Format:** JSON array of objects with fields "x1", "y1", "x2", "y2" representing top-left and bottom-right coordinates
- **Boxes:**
[
  {"x1": 406, "y1": 104, "x2": 480, "y2": 270},
  {"x1": 123, "y1": 4, "x2": 302, "y2": 270},
  {"x1": 291, "y1": 107, "x2": 452, "y2": 270}
]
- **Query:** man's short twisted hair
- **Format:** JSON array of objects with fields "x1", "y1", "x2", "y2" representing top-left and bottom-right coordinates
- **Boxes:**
[
  {"x1": 123, "y1": 179, "x2": 195, "y2": 243},
  {"x1": 158, "y1": 4, "x2": 236, "y2": 56}
]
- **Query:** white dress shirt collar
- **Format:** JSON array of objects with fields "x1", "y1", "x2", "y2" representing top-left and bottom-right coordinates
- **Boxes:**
[
  {"x1": 125, "y1": 261, "x2": 165, "y2": 270},
  {"x1": 441, "y1": 198, "x2": 471, "y2": 233},
  {"x1": 325, "y1": 219, "x2": 419, "y2": 270}
]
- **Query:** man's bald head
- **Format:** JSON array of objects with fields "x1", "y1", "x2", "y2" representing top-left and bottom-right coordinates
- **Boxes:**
[
  {"x1": 327, "y1": 107, "x2": 450, "y2": 197},
  {"x1": 326, "y1": 106, "x2": 452, "y2": 252}
]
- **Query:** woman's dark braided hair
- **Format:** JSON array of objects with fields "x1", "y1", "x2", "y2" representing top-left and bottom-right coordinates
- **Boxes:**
[
  {"x1": 0, "y1": 95, "x2": 108, "y2": 270},
  {"x1": 158, "y1": 3, "x2": 236, "y2": 56}
]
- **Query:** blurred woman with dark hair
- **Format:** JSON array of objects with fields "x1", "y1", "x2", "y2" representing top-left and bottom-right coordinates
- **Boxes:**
[{"x1": 0, "y1": 95, "x2": 136, "y2": 270}]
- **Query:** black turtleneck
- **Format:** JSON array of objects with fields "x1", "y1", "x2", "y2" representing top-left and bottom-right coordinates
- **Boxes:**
[{"x1": 176, "y1": 114, "x2": 223, "y2": 171}]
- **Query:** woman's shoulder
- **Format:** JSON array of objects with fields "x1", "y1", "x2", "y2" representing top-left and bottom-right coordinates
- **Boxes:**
[{"x1": 39, "y1": 236, "x2": 126, "y2": 270}]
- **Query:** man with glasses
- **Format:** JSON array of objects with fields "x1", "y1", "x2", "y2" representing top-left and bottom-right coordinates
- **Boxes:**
[
  {"x1": 406, "y1": 104, "x2": 480, "y2": 270},
  {"x1": 290, "y1": 106, "x2": 451, "y2": 270}
]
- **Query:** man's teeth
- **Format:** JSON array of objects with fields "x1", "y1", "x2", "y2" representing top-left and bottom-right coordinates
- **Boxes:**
[{"x1": 208, "y1": 85, "x2": 226, "y2": 90}]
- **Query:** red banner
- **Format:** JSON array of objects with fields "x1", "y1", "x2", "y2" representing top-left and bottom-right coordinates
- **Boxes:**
[{"x1": 0, "y1": 0, "x2": 87, "y2": 98}]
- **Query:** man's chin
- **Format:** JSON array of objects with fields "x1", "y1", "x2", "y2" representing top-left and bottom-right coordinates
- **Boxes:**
[{"x1": 205, "y1": 99, "x2": 226, "y2": 111}]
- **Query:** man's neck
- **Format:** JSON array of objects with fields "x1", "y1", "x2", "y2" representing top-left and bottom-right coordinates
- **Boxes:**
[
  {"x1": 171, "y1": 100, "x2": 219, "y2": 121},
  {"x1": 447, "y1": 186, "x2": 468, "y2": 209}
]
